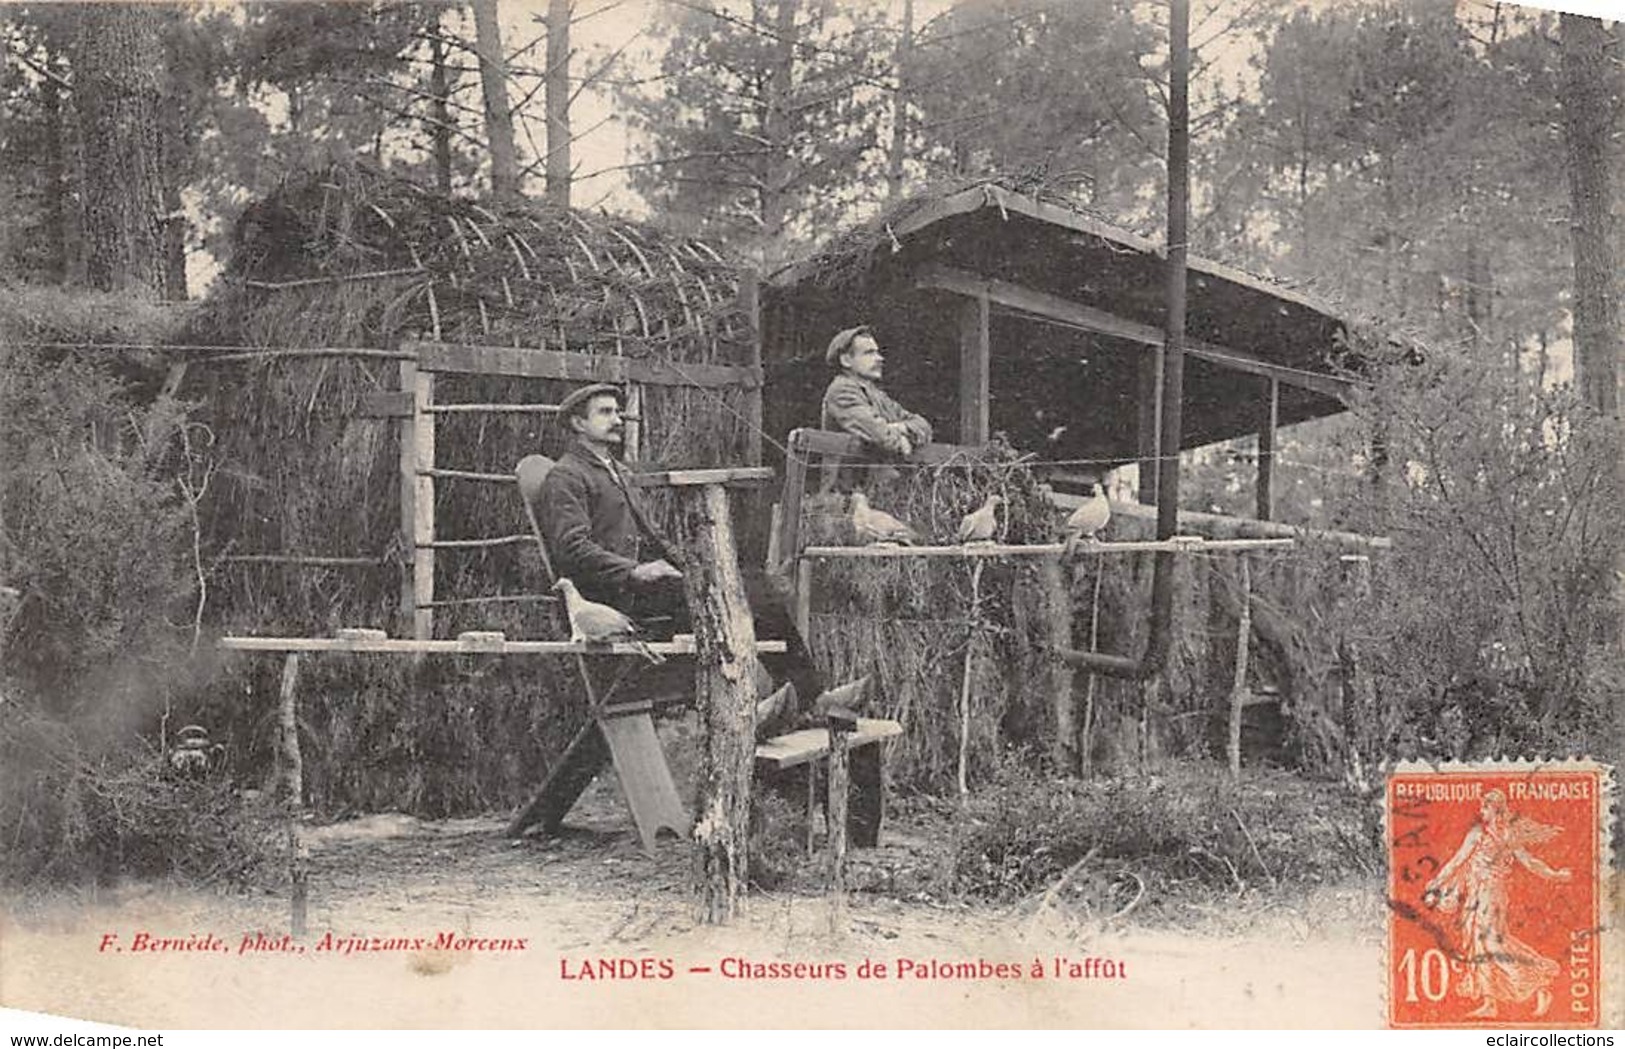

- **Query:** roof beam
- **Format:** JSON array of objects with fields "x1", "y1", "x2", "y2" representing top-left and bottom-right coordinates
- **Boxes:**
[{"x1": 912, "y1": 264, "x2": 1353, "y2": 402}]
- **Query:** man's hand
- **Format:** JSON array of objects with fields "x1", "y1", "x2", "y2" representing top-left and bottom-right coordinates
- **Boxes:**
[
  {"x1": 630, "y1": 559, "x2": 684, "y2": 584},
  {"x1": 888, "y1": 422, "x2": 914, "y2": 457}
]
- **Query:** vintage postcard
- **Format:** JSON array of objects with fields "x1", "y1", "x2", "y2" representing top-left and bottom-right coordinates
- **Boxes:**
[{"x1": 2, "y1": 0, "x2": 1622, "y2": 1033}]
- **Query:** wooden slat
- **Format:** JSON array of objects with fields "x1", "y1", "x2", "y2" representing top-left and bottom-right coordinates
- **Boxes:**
[
  {"x1": 914, "y1": 264, "x2": 1354, "y2": 401},
  {"x1": 420, "y1": 467, "x2": 517, "y2": 482},
  {"x1": 628, "y1": 467, "x2": 775, "y2": 487},
  {"x1": 219, "y1": 636, "x2": 789, "y2": 655},
  {"x1": 803, "y1": 538, "x2": 1294, "y2": 558},
  {"x1": 740, "y1": 269, "x2": 764, "y2": 466},
  {"x1": 421, "y1": 402, "x2": 561, "y2": 414},
  {"x1": 222, "y1": 554, "x2": 385, "y2": 567},
  {"x1": 754, "y1": 719, "x2": 904, "y2": 771},
  {"x1": 1048, "y1": 492, "x2": 1393, "y2": 550},
  {"x1": 411, "y1": 368, "x2": 436, "y2": 641},
  {"x1": 397, "y1": 359, "x2": 419, "y2": 637},
  {"x1": 411, "y1": 341, "x2": 761, "y2": 389},
  {"x1": 417, "y1": 534, "x2": 531, "y2": 549},
  {"x1": 599, "y1": 711, "x2": 691, "y2": 853}
]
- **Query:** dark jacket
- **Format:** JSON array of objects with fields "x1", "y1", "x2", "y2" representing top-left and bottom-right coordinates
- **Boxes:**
[
  {"x1": 535, "y1": 442, "x2": 675, "y2": 605},
  {"x1": 820, "y1": 372, "x2": 934, "y2": 453}
]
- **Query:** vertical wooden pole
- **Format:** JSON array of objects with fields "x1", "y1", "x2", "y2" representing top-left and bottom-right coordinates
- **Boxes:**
[
  {"x1": 740, "y1": 270, "x2": 763, "y2": 466},
  {"x1": 412, "y1": 368, "x2": 436, "y2": 641},
  {"x1": 1226, "y1": 555, "x2": 1252, "y2": 780},
  {"x1": 1256, "y1": 377, "x2": 1279, "y2": 521},
  {"x1": 804, "y1": 763, "x2": 818, "y2": 856},
  {"x1": 623, "y1": 382, "x2": 643, "y2": 463},
  {"x1": 1336, "y1": 554, "x2": 1374, "y2": 794},
  {"x1": 682, "y1": 482, "x2": 763, "y2": 925},
  {"x1": 1137, "y1": 352, "x2": 1163, "y2": 505},
  {"x1": 825, "y1": 721, "x2": 850, "y2": 934},
  {"x1": 794, "y1": 559, "x2": 812, "y2": 642},
  {"x1": 276, "y1": 654, "x2": 307, "y2": 937},
  {"x1": 958, "y1": 293, "x2": 990, "y2": 445},
  {"x1": 396, "y1": 358, "x2": 418, "y2": 637},
  {"x1": 1041, "y1": 556, "x2": 1076, "y2": 772}
]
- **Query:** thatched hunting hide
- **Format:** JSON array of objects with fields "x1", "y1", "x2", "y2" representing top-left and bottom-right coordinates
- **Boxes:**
[
  {"x1": 178, "y1": 164, "x2": 760, "y2": 815},
  {"x1": 762, "y1": 181, "x2": 1392, "y2": 479},
  {"x1": 761, "y1": 183, "x2": 1391, "y2": 789}
]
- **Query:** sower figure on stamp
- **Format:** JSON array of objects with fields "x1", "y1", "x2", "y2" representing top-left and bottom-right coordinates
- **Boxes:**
[
  {"x1": 536, "y1": 382, "x2": 825, "y2": 710},
  {"x1": 1423, "y1": 789, "x2": 1571, "y2": 1019},
  {"x1": 820, "y1": 326, "x2": 933, "y2": 491}
]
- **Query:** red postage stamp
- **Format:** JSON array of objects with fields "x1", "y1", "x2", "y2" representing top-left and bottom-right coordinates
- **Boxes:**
[{"x1": 1387, "y1": 761, "x2": 1613, "y2": 1028}]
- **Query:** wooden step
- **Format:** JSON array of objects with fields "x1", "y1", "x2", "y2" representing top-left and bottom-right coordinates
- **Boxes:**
[{"x1": 754, "y1": 718, "x2": 903, "y2": 770}]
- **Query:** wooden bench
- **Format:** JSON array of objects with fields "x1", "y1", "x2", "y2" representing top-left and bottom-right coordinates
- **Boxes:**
[{"x1": 756, "y1": 717, "x2": 903, "y2": 850}]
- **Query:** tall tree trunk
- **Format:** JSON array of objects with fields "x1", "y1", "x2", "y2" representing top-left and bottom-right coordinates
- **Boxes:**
[
  {"x1": 74, "y1": 3, "x2": 175, "y2": 299},
  {"x1": 472, "y1": 0, "x2": 520, "y2": 200},
  {"x1": 1559, "y1": 13, "x2": 1621, "y2": 419},
  {"x1": 429, "y1": 28, "x2": 454, "y2": 195},
  {"x1": 160, "y1": 88, "x2": 189, "y2": 301},
  {"x1": 758, "y1": 0, "x2": 796, "y2": 247},
  {"x1": 41, "y1": 63, "x2": 68, "y2": 284},
  {"x1": 544, "y1": 0, "x2": 571, "y2": 207},
  {"x1": 886, "y1": 0, "x2": 913, "y2": 204},
  {"x1": 1558, "y1": 13, "x2": 1624, "y2": 759}
]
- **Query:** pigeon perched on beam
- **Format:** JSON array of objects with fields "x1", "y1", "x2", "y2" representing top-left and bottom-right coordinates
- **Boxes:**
[
  {"x1": 1062, "y1": 483, "x2": 1112, "y2": 560},
  {"x1": 851, "y1": 492, "x2": 920, "y2": 546},
  {"x1": 551, "y1": 578, "x2": 664, "y2": 664},
  {"x1": 956, "y1": 494, "x2": 1003, "y2": 545}
]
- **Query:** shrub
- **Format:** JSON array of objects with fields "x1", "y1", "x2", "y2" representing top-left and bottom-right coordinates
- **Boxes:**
[{"x1": 952, "y1": 757, "x2": 1378, "y2": 903}]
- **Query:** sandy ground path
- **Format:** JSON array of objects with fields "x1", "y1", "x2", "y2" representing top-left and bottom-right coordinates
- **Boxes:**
[{"x1": 3, "y1": 805, "x2": 1387, "y2": 1029}]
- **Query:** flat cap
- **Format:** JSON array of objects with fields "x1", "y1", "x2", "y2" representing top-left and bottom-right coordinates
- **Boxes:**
[
  {"x1": 556, "y1": 382, "x2": 624, "y2": 418},
  {"x1": 825, "y1": 325, "x2": 872, "y2": 365}
]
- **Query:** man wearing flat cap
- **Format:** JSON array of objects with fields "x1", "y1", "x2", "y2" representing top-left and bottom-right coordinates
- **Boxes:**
[
  {"x1": 536, "y1": 383, "x2": 684, "y2": 618},
  {"x1": 821, "y1": 326, "x2": 933, "y2": 460},
  {"x1": 535, "y1": 382, "x2": 824, "y2": 707}
]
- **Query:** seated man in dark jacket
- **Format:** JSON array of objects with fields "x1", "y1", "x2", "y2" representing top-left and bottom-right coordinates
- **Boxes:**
[
  {"x1": 536, "y1": 383, "x2": 685, "y2": 621},
  {"x1": 536, "y1": 383, "x2": 822, "y2": 708}
]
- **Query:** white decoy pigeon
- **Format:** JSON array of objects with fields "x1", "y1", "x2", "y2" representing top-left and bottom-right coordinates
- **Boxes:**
[
  {"x1": 851, "y1": 492, "x2": 920, "y2": 546},
  {"x1": 956, "y1": 494, "x2": 1003, "y2": 545},
  {"x1": 551, "y1": 577, "x2": 664, "y2": 664},
  {"x1": 1062, "y1": 482, "x2": 1111, "y2": 559}
]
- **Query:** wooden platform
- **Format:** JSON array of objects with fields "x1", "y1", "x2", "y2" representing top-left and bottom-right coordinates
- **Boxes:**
[{"x1": 219, "y1": 636, "x2": 788, "y2": 655}]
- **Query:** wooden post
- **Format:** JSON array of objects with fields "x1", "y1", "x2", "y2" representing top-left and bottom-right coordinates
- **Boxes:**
[
  {"x1": 1256, "y1": 377, "x2": 1279, "y2": 521},
  {"x1": 1041, "y1": 556, "x2": 1076, "y2": 772},
  {"x1": 623, "y1": 383, "x2": 643, "y2": 463},
  {"x1": 794, "y1": 559, "x2": 812, "y2": 642},
  {"x1": 276, "y1": 654, "x2": 307, "y2": 937},
  {"x1": 681, "y1": 482, "x2": 764, "y2": 925},
  {"x1": 1335, "y1": 554, "x2": 1374, "y2": 794},
  {"x1": 397, "y1": 359, "x2": 417, "y2": 636},
  {"x1": 826, "y1": 719, "x2": 851, "y2": 934},
  {"x1": 740, "y1": 270, "x2": 763, "y2": 466},
  {"x1": 1137, "y1": 352, "x2": 1162, "y2": 505},
  {"x1": 958, "y1": 293, "x2": 990, "y2": 445},
  {"x1": 411, "y1": 367, "x2": 436, "y2": 640},
  {"x1": 1226, "y1": 555, "x2": 1252, "y2": 780}
]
